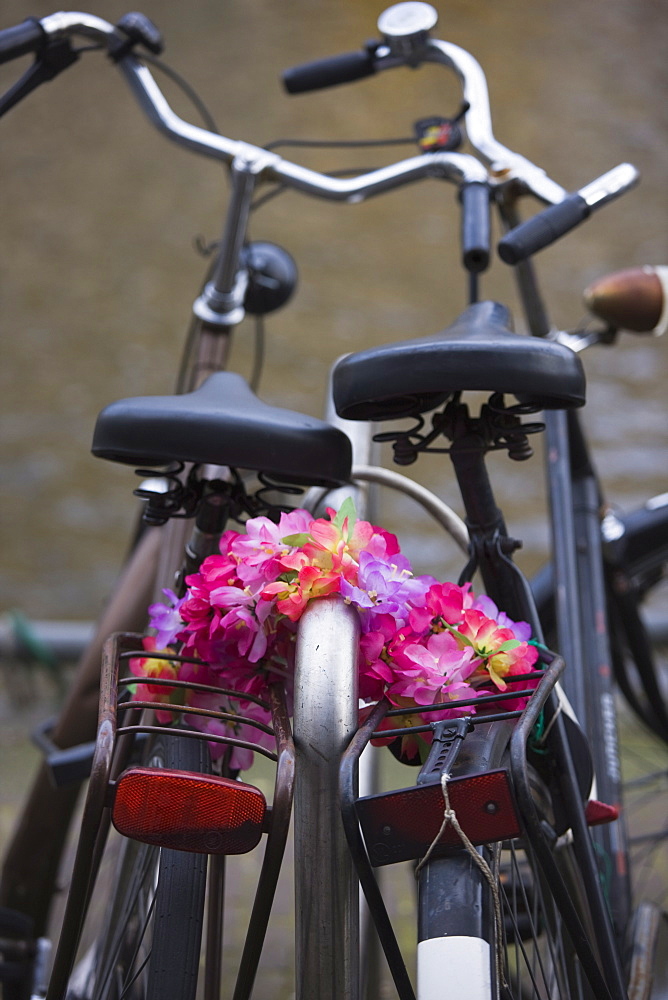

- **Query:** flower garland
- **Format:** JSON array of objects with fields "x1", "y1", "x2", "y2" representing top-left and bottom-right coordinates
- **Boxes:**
[{"x1": 130, "y1": 500, "x2": 539, "y2": 770}]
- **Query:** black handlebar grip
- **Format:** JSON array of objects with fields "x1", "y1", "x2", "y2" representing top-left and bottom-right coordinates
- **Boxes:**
[
  {"x1": 0, "y1": 18, "x2": 46, "y2": 65},
  {"x1": 282, "y1": 49, "x2": 377, "y2": 94},
  {"x1": 497, "y1": 193, "x2": 591, "y2": 264},
  {"x1": 460, "y1": 182, "x2": 491, "y2": 273}
]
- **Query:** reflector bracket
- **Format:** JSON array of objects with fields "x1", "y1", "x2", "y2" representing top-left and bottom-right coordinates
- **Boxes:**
[
  {"x1": 112, "y1": 766, "x2": 266, "y2": 854},
  {"x1": 356, "y1": 768, "x2": 521, "y2": 867}
]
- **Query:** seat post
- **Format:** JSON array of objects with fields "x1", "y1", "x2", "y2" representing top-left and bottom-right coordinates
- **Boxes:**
[{"x1": 446, "y1": 401, "x2": 543, "y2": 635}]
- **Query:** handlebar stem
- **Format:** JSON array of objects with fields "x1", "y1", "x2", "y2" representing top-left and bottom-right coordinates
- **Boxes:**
[{"x1": 192, "y1": 157, "x2": 259, "y2": 327}]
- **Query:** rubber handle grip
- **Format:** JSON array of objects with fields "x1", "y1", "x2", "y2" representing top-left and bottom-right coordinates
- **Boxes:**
[
  {"x1": 461, "y1": 182, "x2": 491, "y2": 273},
  {"x1": 282, "y1": 49, "x2": 376, "y2": 94},
  {"x1": 497, "y1": 193, "x2": 591, "y2": 264},
  {"x1": 0, "y1": 18, "x2": 46, "y2": 65}
]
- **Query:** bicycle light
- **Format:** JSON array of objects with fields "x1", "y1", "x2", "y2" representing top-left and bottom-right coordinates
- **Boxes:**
[{"x1": 111, "y1": 767, "x2": 267, "y2": 854}]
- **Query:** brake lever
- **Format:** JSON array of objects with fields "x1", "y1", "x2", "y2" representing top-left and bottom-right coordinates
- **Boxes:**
[
  {"x1": 553, "y1": 325, "x2": 618, "y2": 354},
  {"x1": 0, "y1": 39, "x2": 79, "y2": 119}
]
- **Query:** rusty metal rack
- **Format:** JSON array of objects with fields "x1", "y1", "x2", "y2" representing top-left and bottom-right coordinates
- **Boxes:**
[{"x1": 46, "y1": 631, "x2": 295, "y2": 1000}]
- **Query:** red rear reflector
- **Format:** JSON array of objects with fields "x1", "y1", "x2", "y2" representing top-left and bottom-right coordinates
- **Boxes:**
[
  {"x1": 356, "y1": 769, "x2": 521, "y2": 867},
  {"x1": 112, "y1": 767, "x2": 266, "y2": 854},
  {"x1": 585, "y1": 799, "x2": 620, "y2": 826}
]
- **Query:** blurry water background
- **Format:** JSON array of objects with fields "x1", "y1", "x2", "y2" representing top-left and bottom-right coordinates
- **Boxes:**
[
  {"x1": 1, "y1": 0, "x2": 666, "y2": 625},
  {"x1": 0, "y1": 0, "x2": 666, "y2": 986}
]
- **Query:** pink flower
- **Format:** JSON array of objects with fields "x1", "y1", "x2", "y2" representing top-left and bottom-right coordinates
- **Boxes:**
[
  {"x1": 358, "y1": 628, "x2": 396, "y2": 701},
  {"x1": 262, "y1": 563, "x2": 341, "y2": 621},
  {"x1": 193, "y1": 543, "x2": 243, "y2": 588},
  {"x1": 132, "y1": 502, "x2": 541, "y2": 771},
  {"x1": 300, "y1": 503, "x2": 400, "y2": 583},
  {"x1": 457, "y1": 609, "x2": 538, "y2": 689},
  {"x1": 407, "y1": 581, "x2": 473, "y2": 634},
  {"x1": 389, "y1": 630, "x2": 479, "y2": 706},
  {"x1": 230, "y1": 509, "x2": 314, "y2": 585},
  {"x1": 470, "y1": 593, "x2": 533, "y2": 642}
]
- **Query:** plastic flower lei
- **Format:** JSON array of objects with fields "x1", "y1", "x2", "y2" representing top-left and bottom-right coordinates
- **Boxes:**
[{"x1": 131, "y1": 500, "x2": 539, "y2": 770}]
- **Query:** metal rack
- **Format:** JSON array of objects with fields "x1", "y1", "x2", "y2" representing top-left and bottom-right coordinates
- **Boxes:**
[
  {"x1": 339, "y1": 653, "x2": 618, "y2": 1000},
  {"x1": 47, "y1": 631, "x2": 295, "y2": 1000}
]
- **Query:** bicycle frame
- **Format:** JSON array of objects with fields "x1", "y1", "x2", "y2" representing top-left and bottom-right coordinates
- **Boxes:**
[
  {"x1": 443, "y1": 396, "x2": 629, "y2": 999},
  {"x1": 499, "y1": 218, "x2": 634, "y2": 958}
]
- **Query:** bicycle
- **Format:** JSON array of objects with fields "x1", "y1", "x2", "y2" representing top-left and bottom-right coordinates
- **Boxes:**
[{"x1": 0, "y1": 4, "x2": 667, "y2": 1000}]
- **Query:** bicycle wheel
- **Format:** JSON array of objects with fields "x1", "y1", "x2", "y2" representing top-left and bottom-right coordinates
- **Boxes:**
[
  {"x1": 416, "y1": 720, "x2": 602, "y2": 1000},
  {"x1": 532, "y1": 506, "x2": 668, "y2": 940},
  {"x1": 418, "y1": 842, "x2": 597, "y2": 1000},
  {"x1": 611, "y1": 572, "x2": 668, "y2": 917},
  {"x1": 67, "y1": 731, "x2": 210, "y2": 1000}
]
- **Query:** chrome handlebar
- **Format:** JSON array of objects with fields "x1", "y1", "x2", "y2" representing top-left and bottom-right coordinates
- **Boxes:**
[
  {"x1": 120, "y1": 59, "x2": 490, "y2": 195},
  {"x1": 37, "y1": 7, "x2": 637, "y2": 212}
]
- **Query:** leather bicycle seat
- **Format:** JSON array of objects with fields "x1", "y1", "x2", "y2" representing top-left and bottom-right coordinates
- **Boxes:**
[
  {"x1": 92, "y1": 371, "x2": 352, "y2": 488},
  {"x1": 332, "y1": 300, "x2": 586, "y2": 421}
]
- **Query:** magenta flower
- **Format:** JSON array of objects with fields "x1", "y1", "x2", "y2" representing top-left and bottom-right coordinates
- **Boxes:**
[
  {"x1": 131, "y1": 502, "x2": 540, "y2": 771},
  {"x1": 358, "y1": 619, "x2": 397, "y2": 701},
  {"x1": 389, "y1": 630, "x2": 479, "y2": 706},
  {"x1": 407, "y1": 581, "x2": 473, "y2": 633},
  {"x1": 230, "y1": 509, "x2": 314, "y2": 585}
]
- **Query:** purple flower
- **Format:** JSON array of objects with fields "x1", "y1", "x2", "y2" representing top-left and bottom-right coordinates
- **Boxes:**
[
  {"x1": 340, "y1": 550, "x2": 432, "y2": 629},
  {"x1": 148, "y1": 589, "x2": 186, "y2": 647}
]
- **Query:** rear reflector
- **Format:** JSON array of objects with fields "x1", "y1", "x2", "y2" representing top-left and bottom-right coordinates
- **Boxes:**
[
  {"x1": 356, "y1": 769, "x2": 521, "y2": 867},
  {"x1": 112, "y1": 767, "x2": 266, "y2": 854}
]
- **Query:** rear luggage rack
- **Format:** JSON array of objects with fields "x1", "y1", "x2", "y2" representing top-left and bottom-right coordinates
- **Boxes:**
[
  {"x1": 341, "y1": 653, "x2": 594, "y2": 1000},
  {"x1": 341, "y1": 651, "x2": 622, "y2": 1000},
  {"x1": 47, "y1": 631, "x2": 294, "y2": 1000}
]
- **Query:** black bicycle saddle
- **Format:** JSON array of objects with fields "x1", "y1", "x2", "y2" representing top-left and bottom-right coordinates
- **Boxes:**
[
  {"x1": 92, "y1": 371, "x2": 352, "y2": 488},
  {"x1": 332, "y1": 300, "x2": 586, "y2": 421}
]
